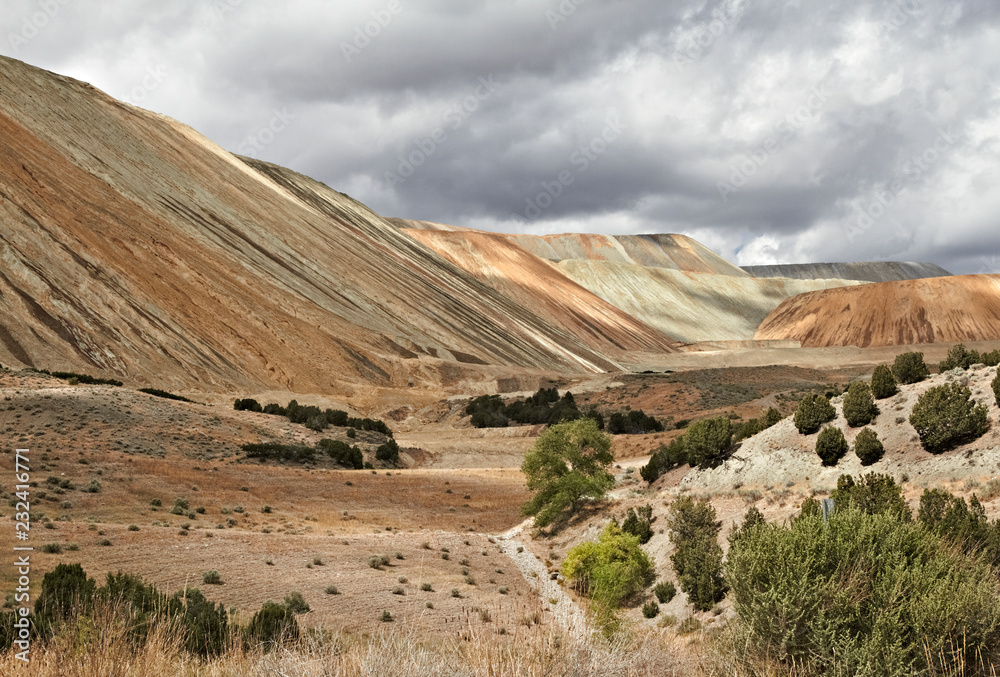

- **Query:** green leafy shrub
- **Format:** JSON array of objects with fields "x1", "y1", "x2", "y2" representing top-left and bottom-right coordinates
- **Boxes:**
[
  {"x1": 173, "y1": 588, "x2": 230, "y2": 657},
  {"x1": 620, "y1": 504, "x2": 653, "y2": 544},
  {"x1": 653, "y1": 581, "x2": 676, "y2": 603},
  {"x1": 666, "y1": 496, "x2": 727, "y2": 611},
  {"x1": 815, "y1": 426, "x2": 848, "y2": 466},
  {"x1": 642, "y1": 600, "x2": 659, "y2": 618},
  {"x1": 31, "y1": 369, "x2": 122, "y2": 386},
  {"x1": 375, "y1": 439, "x2": 399, "y2": 465},
  {"x1": 918, "y1": 489, "x2": 1000, "y2": 565},
  {"x1": 982, "y1": 349, "x2": 1000, "y2": 367},
  {"x1": 33, "y1": 563, "x2": 96, "y2": 636},
  {"x1": 793, "y1": 394, "x2": 835, "y2": 434},
  {"x1": 521, "y1": 419, "x2": 614, "y2": 527},
  {"x1": 606, "y1": 409, "x2": 662, "y2": 435},
  {"x1": 893, "y1": 351, "x2": 930, "y2": 384},
  {"x1": 245, "y1": 600, "x2": 299, "y2": 649},
  {"x1": 993, "y1": 370, "x2": 1000, "y2": 407},
  {"x1": 831, "y1": 473, "x2": 910, "y2": 520},
  {"x1": 317, "y1": 439, "x2": 363, "y2": 469},
  {"x1": 870, "y1": 364, "x2": 898, "y2": 399},
  {"x1": 725, "y1": 508, "x2": 1000, "y2": 676},
  {"x1": 853, "y1": 428, "x2": 885, "y2": 466},
  {"x1": 242, "y1": 443, "x2": 316, "y2": 465},
  {"x1": 939, "y1": 343, "x2": 981, "y2": 372},
  {"x1": 842, "y1": 381, "x2": 878, "y2": 427},
  {"x1": 683, "y1": 417, "x2": 733, "y2": 469},
  {"x1": 909, "y1": 383, "x2": 990, "y2": 453},
  {"x1": 640, "y1": 437, "x2": 686, "y2": 483},
  {"x1": 233, "y1": 398, "x2": 263, "y2": 412},
  {"x1": 283, "y1": 591, "x2": 310, "y2": 614},
  {"x1": 733, "y1": 407, "x2": 783, "y2": 442},
  {"x1": 561, "y1": 522, "x2": 654, "y2": 625}
]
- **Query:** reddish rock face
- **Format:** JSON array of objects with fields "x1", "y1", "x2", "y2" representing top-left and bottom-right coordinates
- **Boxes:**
[{"x1": 755, "y1": 275, "x2": 1000, "y2": 348}]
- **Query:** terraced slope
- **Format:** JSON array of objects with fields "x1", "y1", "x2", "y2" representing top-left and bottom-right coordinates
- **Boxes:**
[
  {"x1": 401, "y1": 221, "x2": 862, "y2": 343},
  {"x1": 755, "y1": 275, "x2": 1000, "y2": 347},
  {"x1": 742, "y1": 261, "x2": 951, "y2": 283},
  {"x1": 0, "y1": 56, "x2": 678, "y2": 394},
  {"x1": 402, "y1": 229, "x2": 675, "y2": 354}
]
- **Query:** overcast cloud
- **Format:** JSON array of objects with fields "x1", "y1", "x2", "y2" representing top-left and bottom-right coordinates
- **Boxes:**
[{"x1": 3, "y1": 0, "x2": 999, "y2": 274}]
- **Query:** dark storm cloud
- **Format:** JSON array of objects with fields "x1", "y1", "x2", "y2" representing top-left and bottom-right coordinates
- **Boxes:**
[{"x1": 2, "y1": 0, "x2": 998, "y2": 273}]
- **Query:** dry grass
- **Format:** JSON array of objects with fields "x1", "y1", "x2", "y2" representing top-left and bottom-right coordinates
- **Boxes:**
[{"x1": 1, "y1": 602, "x2": 684, "y2": 676}]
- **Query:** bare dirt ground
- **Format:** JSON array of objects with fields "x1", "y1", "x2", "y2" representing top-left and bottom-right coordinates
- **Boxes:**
[{"x1": 3, "y1": 345, "x2": 1000, "y2": 645}]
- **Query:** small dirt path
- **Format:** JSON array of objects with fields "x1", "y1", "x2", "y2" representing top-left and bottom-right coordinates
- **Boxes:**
[{"x1": 494, "y1": 519, "x2": 591, "y2": 640}]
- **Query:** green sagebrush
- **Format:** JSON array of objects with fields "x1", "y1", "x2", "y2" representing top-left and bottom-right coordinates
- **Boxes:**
[{"x1": 725, "y1": 509, "x2": 1000, "y2": 676}]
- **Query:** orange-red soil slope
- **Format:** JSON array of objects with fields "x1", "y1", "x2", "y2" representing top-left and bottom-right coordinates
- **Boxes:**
[{"x1": 755, "y1": 275, "x2": 1000, "y2": 348}]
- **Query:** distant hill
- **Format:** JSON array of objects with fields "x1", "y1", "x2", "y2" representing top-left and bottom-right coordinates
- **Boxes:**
[
  {"x1": 400, "y1": 222, "x2": 863, "y2": 343},
  {"x1": 742, "y1": 262, "x2": 951, "y2": 283},
  {"x1": 755, "y1": 275, "x2": 1000, "y2": 347}
]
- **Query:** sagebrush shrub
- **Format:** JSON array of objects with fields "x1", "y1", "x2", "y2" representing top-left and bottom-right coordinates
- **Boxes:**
[
  {"x1": 642, "y1": 600, "x2": 659, "y2": 618},
  {"x1": 831, "y1": 473, "x2": 909, "y2": 520},
  {"x1": 725, "y1": 509, "x2": 1000, "y2": 676},
  {"x1": 245, "y1": 600, "x2": 299, "y2": 648},
  {"x1": 909, "y1": 383, "x2": 990, "y2": 453}
]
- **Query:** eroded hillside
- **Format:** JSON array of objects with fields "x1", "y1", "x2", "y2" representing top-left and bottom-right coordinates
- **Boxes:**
[
  {"x1": 756, "y1": 274, "x2": 1000, "y2": 347},
  {"x1": 0, "y1": 56, "x2": 679, "y2": 397}
]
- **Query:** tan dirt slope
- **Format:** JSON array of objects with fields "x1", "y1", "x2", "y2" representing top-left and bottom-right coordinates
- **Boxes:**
[
  {"x1": 399, "y1": 221, "x2": 863, "y2": 343},
  {"x1": 756, "y1": 274, "x2": 1000, "y2": 347},
  {"x1": 0, "y1": 56, "x2": 685, "y2": 395},
  {"x1": 402, "y1": 229, "x2": 679, "y2": 353}
]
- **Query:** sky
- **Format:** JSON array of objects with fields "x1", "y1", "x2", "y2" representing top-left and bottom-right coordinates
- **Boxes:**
[{"x1": 2, "y1": 0, "x2": 999, "y2": 274}]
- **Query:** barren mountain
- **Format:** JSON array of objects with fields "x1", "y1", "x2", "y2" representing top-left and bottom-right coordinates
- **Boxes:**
[
  {"x1": 742, "y1": 261, "x2": 951, "y2": 283},
  {"x1": 400, "y1": 221, "x2": 863, "y2": 343},
  {"x1": 755, "y1": 274, "x2": 1000, "y2": 347},
  {"x1": 397, "y1": 228, "x2": 677, "y2": 358},
  {"x1": 0, "y1": 56, "x2": 681, "y2": 396}
]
